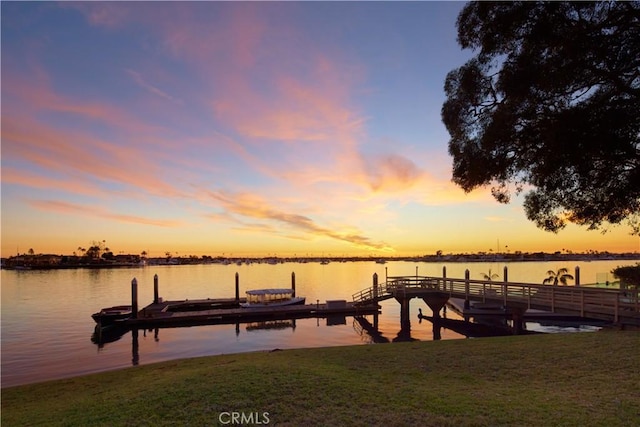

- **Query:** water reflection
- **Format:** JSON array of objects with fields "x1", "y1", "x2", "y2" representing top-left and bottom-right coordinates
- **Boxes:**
[
  {"x1": 132, "y1": 328, "x2": 139, "y2": 366},
  {"x1": 353, "y1": 315, "x2": 389, "y2": 343},
  {"x1": 418, "y1": 314, "x2": 517, "y2": 338},
  {"x1": 4, "y1": 259, "x2": 628, "y2": 388},
  {"x1": 246, "y1": 320, "x2": 296, "y2": 331},
  {"x1": 91, "y1": 324, "x2": 130, "y2": 347}
]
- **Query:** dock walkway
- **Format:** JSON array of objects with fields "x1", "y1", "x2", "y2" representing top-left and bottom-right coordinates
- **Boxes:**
[
  {"x1": 353, "y1": 273, "x2": 640, "y2": 326},
  {"x1": 125, "y1": 298, "x2": 379, "y2": 328}
]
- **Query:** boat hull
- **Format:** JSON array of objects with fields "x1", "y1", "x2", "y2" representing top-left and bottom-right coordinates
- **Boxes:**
[
  {"x1": 91, "y1": 305, "x2": 132, "y2": 326},
  {"x1": 241, "y1": 297, "x2": 306, "y2": 308}
]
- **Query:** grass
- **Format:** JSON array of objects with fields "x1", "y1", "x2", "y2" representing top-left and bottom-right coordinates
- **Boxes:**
[{"x1": 2, "y1": 331, "x2": 639, "y2": 426}]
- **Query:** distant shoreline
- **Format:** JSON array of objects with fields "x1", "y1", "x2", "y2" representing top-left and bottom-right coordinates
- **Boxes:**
[{"x1": 2, "y1": 251, "x2": 638, "y2": 270}]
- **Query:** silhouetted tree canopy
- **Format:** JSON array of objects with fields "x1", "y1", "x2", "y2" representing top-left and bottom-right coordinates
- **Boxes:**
[{"x1": 442, "y1": 1, "x2": 640, "y2": 234}]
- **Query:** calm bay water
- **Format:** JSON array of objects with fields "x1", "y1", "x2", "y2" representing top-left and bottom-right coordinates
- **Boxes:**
[{"x1": 1, "y1": 260, "x2": 633, "y2": 387}]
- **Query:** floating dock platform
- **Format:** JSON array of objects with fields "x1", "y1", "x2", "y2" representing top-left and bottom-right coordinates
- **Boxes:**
[
  {"x1": 119, "y1": 298, "x2": 379, "y2": 328},
  {"x1": 94, "y1": 274, "x2": 380, "y2": 330}
]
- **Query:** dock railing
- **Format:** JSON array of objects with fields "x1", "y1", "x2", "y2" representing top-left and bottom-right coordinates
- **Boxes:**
[{"x1": 353, "y1": 275, "x2": 640, "y2": 325}]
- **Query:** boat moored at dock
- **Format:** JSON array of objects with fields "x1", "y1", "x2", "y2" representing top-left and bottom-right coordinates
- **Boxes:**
[
  {"x1": 241, "y1": 288, "x2": 305, "y2": 308},
  {"x1": 90, "y1": 274, "x2": 379, "y2": 331},
  {"x1": 91, "y1": 305, "x2": 132, "y2": 326}
]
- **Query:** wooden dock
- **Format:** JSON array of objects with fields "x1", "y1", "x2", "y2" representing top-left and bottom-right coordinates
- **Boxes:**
[
  {"x1": 121, "y1": 298, "x2": 379, "y2": 328},
  {"x1": 92, "y1": 273, "x2": 378, "y2": 329},
  {"x1": 93, "y1": 273, "x2": 380, "y2": 333},
  {"x1": 353, "y1": 271, "x2": 640, "y2": 328}
]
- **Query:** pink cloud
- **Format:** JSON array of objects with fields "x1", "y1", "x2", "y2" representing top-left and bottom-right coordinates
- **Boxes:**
[
  {"x1": 3, "y1": 68, "x2": 165, "y2": 138},
  {"x1": 28, "y1": 200, "x2": 182, "y2": 227},
  {"x1": 361, "y1": 153, "x2": 424, "y2": 192},
  {"x1": 208, "y1": 190, "x2": 393, "y2": 251},
  {"x1": 1, "y1": 113, "x2": 183, "y2": 199},
  {"x1": 61, "y1": 3, "x2": 371, "y2": 189},
  {"x1": 210, "y1": 51, "x2": 364, "y2": 148},
  {"x1": 1, "y1": 167, "x2": 104, "y2": 197}
]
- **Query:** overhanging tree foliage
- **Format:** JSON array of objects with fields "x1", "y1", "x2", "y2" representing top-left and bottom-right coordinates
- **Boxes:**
[
  {"x1": 612, "y1": 264, "x2": 640, "y2": 289},
  {"x1": 442, "y1": 1, "x2": 640, "y2": 234}
]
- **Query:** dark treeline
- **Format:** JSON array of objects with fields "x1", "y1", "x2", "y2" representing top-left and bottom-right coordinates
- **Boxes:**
[{"x1": 2, "y1": 250, "x2": 638, "y2": 270}]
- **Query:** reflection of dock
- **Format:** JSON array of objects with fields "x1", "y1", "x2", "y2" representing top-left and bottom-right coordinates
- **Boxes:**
[
  {"x1": 91, "y1": 324, "x2": 130, "y2": 347},
  {"x1": 246, "y1": 319, "x2": 296, "y2": 331},
  {"x1": 446, "y1": 298, "x2": 605, "y2": 324},
  {"x1": 353, "y1": 316, "x2": 389, "y2": 343},
  {"x1": 417, "y1": 314, "x2": 520, "y2": 338}
]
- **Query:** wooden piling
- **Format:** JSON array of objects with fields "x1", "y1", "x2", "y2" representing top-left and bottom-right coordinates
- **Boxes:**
[
  {"x1": 400, "y1": 297, "x2": 410, "y2": 330},
  {"x1": 442, "y1": 266, "x2": 447, "y2": 291},
  {"x1": 373, "y1": 273, "x2": 379, "y2": 304},
  {"x1": 464, "y1": 269, "x2": 471, "y2": 308},
  {"x1": 131, "y1": 278, "x2": 138, "y2": 319},
  {"x1": 512, "y1": 308, "x2": 525, "y2": 335},
  {"x1": 153, "y1": 274, "x2": 159, "y2": 304},
  {"x1": 503, "y1": 266, "x2": 509, "y2": 306},
  {"x1": 575, "y1": 266, "x2": 580, "y2": 286},
  {"x1": 235, "y1": 272, "x2": 240, "y2": 303},
  {"x1": 291, "y1": 272, "x2": 296, "y2": 297}
]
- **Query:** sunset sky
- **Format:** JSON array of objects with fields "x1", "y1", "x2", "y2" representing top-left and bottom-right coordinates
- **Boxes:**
[{"x1": 2, "y1": 2, "x2": 638, "y2": 258}]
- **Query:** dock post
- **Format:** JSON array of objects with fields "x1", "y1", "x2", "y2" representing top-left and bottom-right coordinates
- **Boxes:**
[
  {"x1": 235, "y1": 272, "x2": 240, "y2": 303},
  {"x1": 153, "y1": 274, "x2": 159, "y2": 304},
  {"x1": 575, "y1": 266, "x2": 580, "y2": 286},
  {"x1": 503, "y1": 267, "x2": 508, "y2": 307},
  {"x1": 373, "y1": 273, "x2": 379, "y2": 304},
  {"x1": 131, "y1": 278, "x2": 138, "y2": 319},
  {"x1": 512, "y1": 308, "x2": 525, "y2": 335},
  {"x1": 291, "y1": 272, "x2": 296, "y2": 297},
  {"x1": 442, "y1": 266, "x2": 447, "y2": 291},
  {"x1": 464, "y1": 269, "x2": 470, "y2": 308},
  {"x1": 400, "y1": 297, "x2": 410, "y2": 331}
]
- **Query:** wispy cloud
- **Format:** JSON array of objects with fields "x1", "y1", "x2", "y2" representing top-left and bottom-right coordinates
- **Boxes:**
[
  {"x1": 2, "y1": 67, "x2": 165, "y2": 136},
  {"x1": 1, "y1": 167, "x2": 106, "y2": 197},
  {"x1": 2, "y1": 113, "x2": 184, "y2": 199},
  {"x1": 125, "y1": 68, "x2": 182, "y2": 104},
  {"x1": 208, "y1": 190, "x2": 393, "y2": 251},
  {"x1": 28, "y1": 200, "x2": 182, "y2": 227}
]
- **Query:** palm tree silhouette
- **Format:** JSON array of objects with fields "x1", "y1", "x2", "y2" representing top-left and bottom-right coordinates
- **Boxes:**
[
  {"x1": 543, "y1": 268, "x2": 574, "y2": 286},
  {"x1": 482, "y1": 269, "x2": 499, "y2": 282}
]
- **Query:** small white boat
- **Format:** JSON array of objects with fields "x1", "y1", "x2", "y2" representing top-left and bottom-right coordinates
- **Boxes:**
[{"x1": 241, "y1": 288, "x2": 305, "y2": 308}]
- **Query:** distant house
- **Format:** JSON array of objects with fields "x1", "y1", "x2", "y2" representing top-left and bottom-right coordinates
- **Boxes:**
[{"x1": 3, "y1": 254, "x2": 63, "y2": 269}]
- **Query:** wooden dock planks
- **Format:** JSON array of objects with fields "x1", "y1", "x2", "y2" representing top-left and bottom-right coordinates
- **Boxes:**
[{"x1": 127, "y1": 299, "x2": 379, "y2": 328}]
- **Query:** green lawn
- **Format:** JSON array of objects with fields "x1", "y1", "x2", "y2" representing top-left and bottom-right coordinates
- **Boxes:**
[{"x1": 2, "y1": 331, "x2": 638, "y2": 426}]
